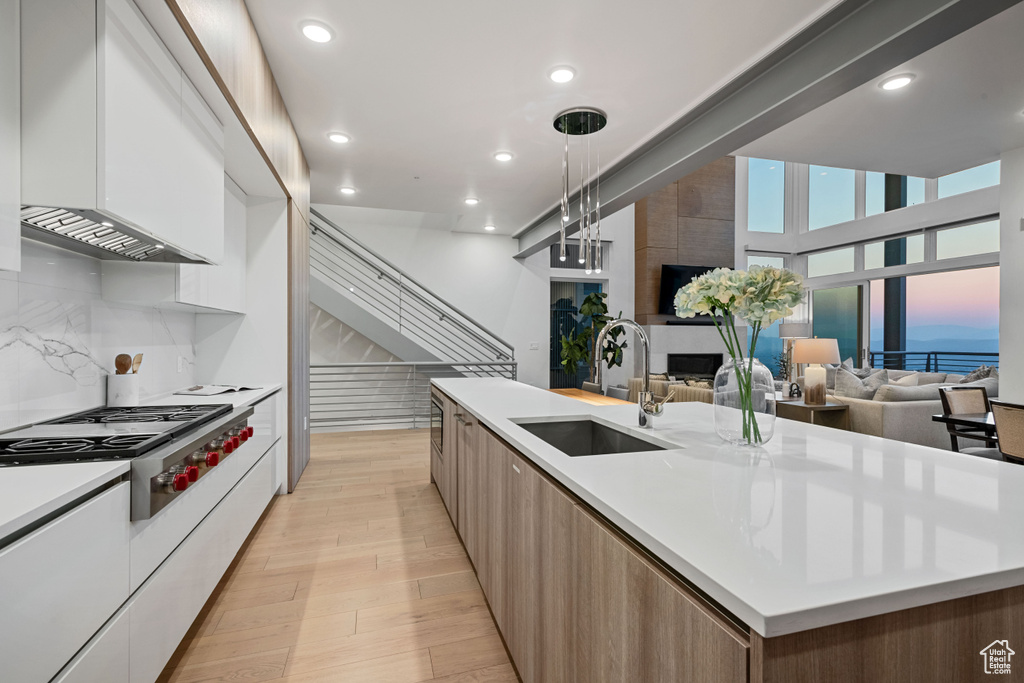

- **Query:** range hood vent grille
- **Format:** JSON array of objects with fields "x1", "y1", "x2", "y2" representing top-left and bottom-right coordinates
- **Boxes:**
[{"x1": 20, "y1": 206, "x2": 206, "y2": 263}]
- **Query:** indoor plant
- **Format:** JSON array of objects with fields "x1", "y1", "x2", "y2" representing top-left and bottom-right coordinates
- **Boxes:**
[
  {"x1": 674, "y1": 266, "x2": 804, "y2": 445},
  {"x1": 559, "y1": 291, "x2": 627, "y2": 381}
]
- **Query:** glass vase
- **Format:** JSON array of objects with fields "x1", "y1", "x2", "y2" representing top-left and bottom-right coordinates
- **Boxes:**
[{"x1": 713, "y1": 357, "x2": 776, "y2": 446}]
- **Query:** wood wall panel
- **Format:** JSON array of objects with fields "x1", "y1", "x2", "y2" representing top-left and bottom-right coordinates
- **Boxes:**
[
  {"x1": 166, "y1": 0, "x2": 312, "y2": 489},
  {"x1": 165, "y1": 0, "x2": 310, "y2": 219},
  {"x1": 634, "y1": 156, "x2": 736, "y2": 325},
  {"x1": 677, "y1": 156, "x2": 736, "y2": 221},
  {"x1": 287, "y1": 201, "x2": 310, "y2": 490}
]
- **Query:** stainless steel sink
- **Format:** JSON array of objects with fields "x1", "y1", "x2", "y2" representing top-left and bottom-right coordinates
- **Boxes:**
[{"x1": 514, "y1": 418, "x2": 668, "y2": 457}]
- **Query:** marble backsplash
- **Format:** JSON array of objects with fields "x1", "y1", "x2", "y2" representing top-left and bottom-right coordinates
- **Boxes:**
[{"x1": 0, "y1": 240, "x2": 196, "y2": 431}]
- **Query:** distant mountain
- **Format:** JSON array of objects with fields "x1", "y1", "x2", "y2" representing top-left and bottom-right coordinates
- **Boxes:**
[{"x1": 907, "y1": 324, "x2": 998, "y2": 341}]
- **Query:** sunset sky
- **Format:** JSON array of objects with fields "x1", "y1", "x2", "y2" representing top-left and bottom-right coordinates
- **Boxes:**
[{"x1": 870, "y1": 266, "x2": 1000, "y2": 335}]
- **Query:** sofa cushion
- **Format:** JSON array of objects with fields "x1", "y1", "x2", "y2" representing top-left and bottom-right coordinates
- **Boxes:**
[
  {"x1": 893, "y1": 373, "x2": 919, "y2": 386},
  {"x1": 874, "y1": 383, "x2": 943, "y2": 402},
  {"x1": 916, "y1": 372, "x2": 948, "y2": 385},
  {"x1": 887, "y1": 369, "x2": 916, "y2": 381},
  {"x1": 835, "y1": 367, "x2": 888, "y2": 399},
  {"x1": 958, "y1": 376, "x2": 999, "y2": 398},
  {"x1": 945, "y1": 374, "x2": 965, "y2": 384}
]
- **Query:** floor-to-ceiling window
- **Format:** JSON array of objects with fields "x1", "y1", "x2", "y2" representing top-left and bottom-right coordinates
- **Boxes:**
[{"x1": 869, "y1": 266, "x2": 999, "y2": 371}]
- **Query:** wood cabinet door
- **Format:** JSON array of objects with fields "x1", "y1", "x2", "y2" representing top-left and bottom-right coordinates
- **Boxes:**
[
  {"x1": 572, "y1": 508, "x2": 749, "y2": 683},
  {"x1": 473, "y1": 426, "x2": 510, "y2": 632},
  {"x1": 507, "y1": 452, "x2": 575, "y2": 683}
]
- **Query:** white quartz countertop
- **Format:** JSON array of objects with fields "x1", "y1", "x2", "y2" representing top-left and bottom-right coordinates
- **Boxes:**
[
  {"x1": 0, "y1": 461, "x2": 129, "y2": 542},
  {"x1": 144, "y1": 383, "x2": 282, "y2": 409},
  {"x1": 433, "y1": 377, "x2": 1024, "y2": 638}
]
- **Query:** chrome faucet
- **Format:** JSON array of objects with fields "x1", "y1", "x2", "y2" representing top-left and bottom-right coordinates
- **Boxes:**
[{"x1": 594, "y1": 318, "x2": 665, "y2": 428}]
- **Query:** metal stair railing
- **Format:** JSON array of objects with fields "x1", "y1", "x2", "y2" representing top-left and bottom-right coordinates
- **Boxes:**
[
  {"x1": 309, "y1": 208, "x2": 515, "y2": 363},
  {"x1": 310, "y1": 362, "x2": 517, "y2": 430}
]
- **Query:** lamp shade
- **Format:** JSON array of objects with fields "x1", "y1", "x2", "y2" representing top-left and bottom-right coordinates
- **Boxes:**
[
  {"x1": 792, "y1": 338, "x2": 840, "y2": 365},
  {"x1": 778, "y1": 322, "x2": 812, "y2": 339}
]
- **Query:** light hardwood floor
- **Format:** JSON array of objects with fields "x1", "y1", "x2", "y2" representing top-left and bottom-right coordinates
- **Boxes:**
[{"x1": 158, "y1": 429, "x2": 517, "y2": 683}]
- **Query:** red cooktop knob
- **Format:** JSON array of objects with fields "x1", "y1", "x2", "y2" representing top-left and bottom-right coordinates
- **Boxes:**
[
  {"x1": 185, "y1": 465, "x2": 199, "y2": 482},
  {"x1": 247, "y1": 426, "x2": 254, "y2": 438},
  {"x1": 172, "y1": 473, "x2": 189, "y2": 492},
  {"x1": 206, "y1": 451, "x2": 220, "y2": 467},
  {"x1": 224, "y1": 441, "x2": 234, "y2": 454},
  {"x1": 232, "y1": 436, "x2": 240, "y2": 449},
  {"x1": 239, "y1": 431, "x2": 248, "y2": 443}
]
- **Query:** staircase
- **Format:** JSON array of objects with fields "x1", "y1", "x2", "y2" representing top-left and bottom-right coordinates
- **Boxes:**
[
  {"x1": 309, "y1": 208, "x2": 517, "y2": 431},
  {"x1": 309, "y1": 208, "x2": 515, "y2": 364}
]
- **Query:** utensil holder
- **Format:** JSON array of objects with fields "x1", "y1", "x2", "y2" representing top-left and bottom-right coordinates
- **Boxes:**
[{"x1": 107, "y1": 373, "x2": 140, "y2": 407}]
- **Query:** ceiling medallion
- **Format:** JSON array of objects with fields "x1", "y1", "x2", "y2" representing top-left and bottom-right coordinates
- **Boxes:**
[{"x1": 554, "y1": 108, "x2": 607, "y2": 273}]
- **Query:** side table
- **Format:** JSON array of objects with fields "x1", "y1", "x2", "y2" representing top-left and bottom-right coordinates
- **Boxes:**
[{"x1": 776, "y1": 399, "x2": 850, "y2": 430}]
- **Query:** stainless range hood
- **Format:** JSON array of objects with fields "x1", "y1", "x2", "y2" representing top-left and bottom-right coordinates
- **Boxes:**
[{"x1": 20, "y1": 206, "x2": 208, "y2": 264}]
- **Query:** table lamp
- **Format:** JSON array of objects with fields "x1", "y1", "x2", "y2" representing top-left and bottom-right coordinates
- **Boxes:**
[{"x1": 792, "y1": 338, "x2": 840, "y2": 405}]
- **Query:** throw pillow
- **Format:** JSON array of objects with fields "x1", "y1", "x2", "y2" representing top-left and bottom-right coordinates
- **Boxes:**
[
  {"x1": 887, "y1": 369, "x2": 916, "y2": 381},
  {"x1": 648, "y1": 373, "x2": 669, "y2": 383},
  {"x1": 834, "y1": 367, "x2": 888, "y2": 400},
  {"x1": 893, "y1": 373, "x2": 918, "y2": 387},
  {"x1": 850, "y1": 364, "x2": 876, "y2": 379},
  {"x1": 873, "y1": 383, "x2": 942, "y2": 402},
  {"x1": 961, "y1": 366, "x2": 994, "y2": 383},
  {"x1": 824, "y1": 358, "x2": 855, "y2": 390}
]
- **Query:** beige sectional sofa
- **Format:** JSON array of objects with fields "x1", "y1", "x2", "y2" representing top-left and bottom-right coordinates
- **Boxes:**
[{"x1": 830, "y1": 372, "x2": 998, "y2": 450}]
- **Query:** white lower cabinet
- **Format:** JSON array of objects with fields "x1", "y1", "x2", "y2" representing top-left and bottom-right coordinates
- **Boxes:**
[
  {"x1": 52, "y1": 606, "x2": 130, "y2": 683},
  {"x1": 0, "y1": 482, "x2": 130, "y2": 683},
  {"x1": 128, "y1": 447, "x2": 275, "y2": 683}
]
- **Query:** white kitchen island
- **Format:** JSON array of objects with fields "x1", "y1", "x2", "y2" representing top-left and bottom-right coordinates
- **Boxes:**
[{"x1": 432, "y1": 377, "x2": 1024, "y2": 682}]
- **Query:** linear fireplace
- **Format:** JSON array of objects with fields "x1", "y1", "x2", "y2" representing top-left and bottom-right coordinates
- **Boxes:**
[{"x1": 667, "y1": 353, "x2": 723, "y2": 379}]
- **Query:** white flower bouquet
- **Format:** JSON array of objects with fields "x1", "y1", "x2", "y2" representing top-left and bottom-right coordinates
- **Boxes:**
[{"x1": 674, "y1": 266, "x2": 805, "y2": 443}]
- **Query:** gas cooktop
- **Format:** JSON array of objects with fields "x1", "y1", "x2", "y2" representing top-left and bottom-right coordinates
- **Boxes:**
[{"x1": 0, "y1": 404, "x2": 233, "y2": 466}]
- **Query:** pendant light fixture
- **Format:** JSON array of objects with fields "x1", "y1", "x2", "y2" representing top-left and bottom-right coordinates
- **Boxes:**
[{"x1": 554, "y1": 108, "x2": 607, "y2": 273}]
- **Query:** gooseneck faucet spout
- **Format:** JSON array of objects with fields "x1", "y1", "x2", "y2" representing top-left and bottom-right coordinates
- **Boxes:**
[{"x1": 594, "y1": 318, "x2": 664, "y2": 428}]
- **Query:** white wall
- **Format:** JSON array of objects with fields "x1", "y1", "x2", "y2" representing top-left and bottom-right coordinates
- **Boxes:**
[
  {"x1": 0, "y1": 240, "x2": 197, "y2": 430},
  {"x1": 195, "y1": 197, "x2": 289, "y2": 490},
  {"x1": 999, "y1": 146, "x2": 1024, "y2": 402},
  {"x1": 313, "y1": 203, "x2": 636, "y2": 390},
  {"x1": 310, "y1": 303, "x2": 398, "y2": 364}
]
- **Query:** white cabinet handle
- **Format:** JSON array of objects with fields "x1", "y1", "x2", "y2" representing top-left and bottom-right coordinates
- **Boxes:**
[{"x1": 512, "y1": 464, "x2": 520, "y2": 474}]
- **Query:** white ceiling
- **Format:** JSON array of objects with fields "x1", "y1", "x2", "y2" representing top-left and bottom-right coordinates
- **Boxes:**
[
  {"x1": 245, "y1": 0, "x2": 840, "y2": 234},
  {"x1": 735, "y1": 3, "x2": 1024, "y2": 178}
]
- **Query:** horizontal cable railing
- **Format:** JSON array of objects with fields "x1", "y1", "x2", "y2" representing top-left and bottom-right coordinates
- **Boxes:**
[
  {"x1": 309, "y1": 208, "x2": 515, "y2": 363},
  {"x1": 869, "y1": 350, "x2": 999, "y2": 374},
  {"x1": 310, "y1": 362, "x2": 517, "y2": 431}
]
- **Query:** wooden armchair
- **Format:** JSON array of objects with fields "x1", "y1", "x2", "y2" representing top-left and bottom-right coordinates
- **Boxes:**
[
  {"x1": 939, "y1": 386, "x2": 994, "y2": 452},
  {"x1": 991, "y1": 400, "x2": 1024, "y2": 465}
]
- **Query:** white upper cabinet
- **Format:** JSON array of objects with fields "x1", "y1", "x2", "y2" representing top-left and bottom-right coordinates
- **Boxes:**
[
  {"x1": 0, "y1": 0, "x2": 19, "y2": 271},
  {"x1": 22, "y1": 0, "x2": 225, "y2": 264}
]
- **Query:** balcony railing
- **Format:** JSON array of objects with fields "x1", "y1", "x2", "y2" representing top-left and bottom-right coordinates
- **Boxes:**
[
  {"x1": 868, "y1": 350, "x2": 999, "y2": 374},
  {"x1": 310, "y1": 362, "x2": 517, "y2": 431}
]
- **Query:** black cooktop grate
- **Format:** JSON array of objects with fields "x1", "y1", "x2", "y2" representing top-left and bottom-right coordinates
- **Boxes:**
[{"x1": 0, "y1": 433, "x2": 170, "y2": 465}]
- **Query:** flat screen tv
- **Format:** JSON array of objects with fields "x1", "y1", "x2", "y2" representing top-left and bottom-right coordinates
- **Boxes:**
[{"x1": 658, "y1": 264, "x2": 718, "y2": 319}]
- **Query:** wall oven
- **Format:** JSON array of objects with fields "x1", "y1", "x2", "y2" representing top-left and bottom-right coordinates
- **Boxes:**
[{"x1": 430, "y1": 396, "x2": 443, "y2": 453}]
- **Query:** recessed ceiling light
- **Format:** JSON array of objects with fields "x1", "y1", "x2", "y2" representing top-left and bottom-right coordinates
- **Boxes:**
[
  {"x1": 494, "y1": 152, "x2": 513, "y2": 162},
  {"x1": 879, "y1": 73, "x2": 915, "y2": 91},
  {"x1": 549, "y1": 67, "x2": 575, "y2": 84},
  {"x1": 101, "y1": 221, "x2": 114, "y2": 228},
  {"x1": 301, "y1": 21, "x2": 334, "y2": 43},
  {"x1": 484, "y1": 225, "x2": 496, "y2": 231},
  {"x1": 328, "y1": 132, "x2": 350, "y2": 144},
  {"x1": 340, "y1": 187, "x2": 356, "y2": 195},
  {"x1": 464, "y1": 198, "x2": 479, "y2": 206}
]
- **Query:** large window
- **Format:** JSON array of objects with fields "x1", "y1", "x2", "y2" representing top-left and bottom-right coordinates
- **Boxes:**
[
  {"x1": 938, "y1": 161, "x2": 1000, "y2": 198},
  {"x1": 807, "y1": 247, "x2": 855, "y2": 278},
  {"x1": 865, "y1": 172, "x2": 925, "y2": 216},
  {"x1": 869, "y1": 267, "x2": 999, "y2": 369},
  {"x1": 748, "y1": 158, "x2": 785, "y2": 233},
  {"x1": 936, "y1": 220, "x2": 999, "y2": 260},
  {"x1": 809, "y1": 166, "x2": 855, "y2": 230},
  {"x1": 812, "y1": 287, "x2": 863, "y2": 366},
  {"x1": 863, "y1": 235, "x2": 924, "y2": 270}
]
